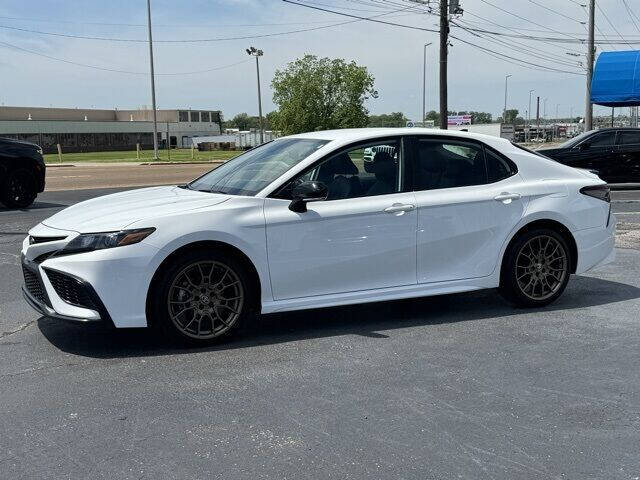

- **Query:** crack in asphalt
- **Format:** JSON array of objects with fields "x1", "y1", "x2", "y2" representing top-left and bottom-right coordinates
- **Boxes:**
[{"x1": 0, "y1": 320, "x2": 35, "y2": 340}]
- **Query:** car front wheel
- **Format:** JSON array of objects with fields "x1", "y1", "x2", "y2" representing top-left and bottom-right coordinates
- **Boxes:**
[
  {"x1": 500, "y1": 228, "x2": 572, "y2": 307},
  {"x1": 151, "y1": 249, "x2": 254, "y2": 345},
  {"x1": 1, "y1": 168, "x2": 37, "y2": 208}
]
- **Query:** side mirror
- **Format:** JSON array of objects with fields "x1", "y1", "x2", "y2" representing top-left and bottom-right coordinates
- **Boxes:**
[{"x1": 289, "y1": 181, "x2": 328, "y2": 213}]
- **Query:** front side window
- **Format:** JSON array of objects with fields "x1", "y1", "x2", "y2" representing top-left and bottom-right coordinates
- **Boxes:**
[
  {"x1": 281, "y1": 139, "x2": 402, "y2": 201},
  {"x1": 414, "y1": 139, "x2": 486, "y2": 190},
  {"x1": 189, "y1": 138, "x2": 329, "y2": 196},
  {"x1": 586, "y1": 131, "x2": 615, "y2": 148}
]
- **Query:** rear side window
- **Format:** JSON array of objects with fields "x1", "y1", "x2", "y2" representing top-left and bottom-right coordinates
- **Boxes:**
[
  {"x1": 414, "y1": 139, "x2": 486, "y2": 190},
  {"x1": 619, "y1": 130, "x2": 640, "y2": 145},
  {"x1": 485, "y1": 148, "x2": 517, "y2": 183}
]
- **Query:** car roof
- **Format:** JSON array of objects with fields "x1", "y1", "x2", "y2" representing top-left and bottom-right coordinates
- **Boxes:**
[{"x1": 284, "y1": 127, "x2": 511, "y2": 147}]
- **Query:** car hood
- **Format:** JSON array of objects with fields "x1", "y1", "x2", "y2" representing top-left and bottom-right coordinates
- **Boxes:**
[{"x1": 42, "y1": 186, "x2": 230, "y2": 232}]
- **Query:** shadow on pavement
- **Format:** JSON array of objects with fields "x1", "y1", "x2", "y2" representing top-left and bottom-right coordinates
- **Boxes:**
[
  {"x1": 0, "y1": 201, "x2": 66, "y2": 212},
  {"x1": 37, "y1": 275, "x2": 640, "y2": 359}
]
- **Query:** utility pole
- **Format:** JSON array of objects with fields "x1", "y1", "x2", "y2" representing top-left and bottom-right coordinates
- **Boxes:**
[
  {"x1": 503, "y1": 74, "x2": 512, "y2": 123},
  {"x1": 422, "y1": 42, "x2": 432, "y2": 124},
  {"x1": 528, "y1": 89, "x2": 534, "y2": 142},
  {"x1": 246, "y1": 47, "x2": 264, "y2": 144},
  {"x1": 536, "y1": 96, "x2": 540, "y2": 140},
  {"x1": 439, "y1": 0, "x2": 449, "y2": 129},
  {"x1": 585, "y1": 0, "x2": 595, "y2": 131},
  {"x1": 146, "y1": 0, "x2": 159, "y2": 160}
]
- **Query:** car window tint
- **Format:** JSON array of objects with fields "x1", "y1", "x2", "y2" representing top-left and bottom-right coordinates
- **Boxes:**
[
  {"x1": 486, "y1": 149, "x2": 516, "y2": 183},
  {"x1": 414, "y1": 139, "x2": 487, "y2": 190},
  {"x1": 619, "y1": 130, "x2": 640, "y2": 146},
  {"x1": 588, "y1": 132, "x2": 615, "y2": 147},
  {"x1": 285, "y1": 140, "x2": 401, "y2": 201}
]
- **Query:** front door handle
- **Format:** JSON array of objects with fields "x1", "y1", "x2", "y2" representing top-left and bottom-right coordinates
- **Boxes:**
[
  {"x1": 494, "y1": 192, "x2": 521, "y2": 204},
  {"x1": 384, "y1": 203, "x2": 416, "y2": 214}
]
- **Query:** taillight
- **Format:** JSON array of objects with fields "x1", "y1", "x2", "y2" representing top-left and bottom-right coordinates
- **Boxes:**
[{"x1": 580, "y1": 184, "x2": 610, "y2": 203}]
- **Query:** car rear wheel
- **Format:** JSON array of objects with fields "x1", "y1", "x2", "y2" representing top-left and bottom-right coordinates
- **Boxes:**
[
  {"x1": 499, "y1": 228, "x2": 571, "y2": 307},
  {"x1": 151, "y1": 249, "x2": 255, "y2": 346},
  {"x1": 1, "y1": 168, "x2": 37, "y2": 209}
]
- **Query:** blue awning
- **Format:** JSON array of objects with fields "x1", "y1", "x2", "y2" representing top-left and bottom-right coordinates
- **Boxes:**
[{"x1": 591, "y1": 50, "x2": 640, "y2": 107}]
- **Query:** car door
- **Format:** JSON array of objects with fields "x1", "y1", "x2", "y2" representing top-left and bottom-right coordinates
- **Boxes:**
[
  {"x1": 263, "y1": 137, "x2": 418, "y2": 300},
  {"x1": 564, "y1": 130, "x2": 618, "y2": 181},
  {"x1": 615, "y1": 130, "x2": 640, "y2": 182},
  {"x1": 409, "y1": 137, "x2": 526, "y2": 284}
]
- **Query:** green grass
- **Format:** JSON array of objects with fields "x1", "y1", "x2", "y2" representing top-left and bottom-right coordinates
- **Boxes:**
[{"x1": 44, "y1": 148, "x2": 240, "y2": 164}]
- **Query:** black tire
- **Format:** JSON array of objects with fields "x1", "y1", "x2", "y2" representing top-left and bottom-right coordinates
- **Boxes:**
[
  {"x1": 499, "y1": 228, "x2": 572, "y2": 308},
  {"x1": 1, "y1": 168, "x2": 37, "y2": 209},
  {"x1": 149, "y1": 248, "x2": 256, "y2": 346}
]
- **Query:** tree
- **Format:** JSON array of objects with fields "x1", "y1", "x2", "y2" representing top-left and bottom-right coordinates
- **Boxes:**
[
  {"x1": 367, "y1": 112, "x2": 408, "y2": 127},
  {"x1": 425, "y1": 110, "x2": 441, "y2": 126},
  {"x1": 224, "y1": 112, "x2": 260, "y2": 131},
  {"x1": 498, "y1": 109, "x2": 519, "y2": 124},
  {"x1": 271, "y1": 55, "x2": 377, "y2": 135}
]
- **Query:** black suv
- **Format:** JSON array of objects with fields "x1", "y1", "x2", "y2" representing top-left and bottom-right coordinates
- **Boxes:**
[
  {"x1": 538, "y1": 127, "x2": 640, "y2": 184},
  {"x1": 0, "y1": 137, "x2": 46, "y2": 208}
]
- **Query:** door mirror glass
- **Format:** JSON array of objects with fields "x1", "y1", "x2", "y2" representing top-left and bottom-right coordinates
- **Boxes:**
[{"x1": 289, "y1": 181, "x2": 328, "y2": 212}]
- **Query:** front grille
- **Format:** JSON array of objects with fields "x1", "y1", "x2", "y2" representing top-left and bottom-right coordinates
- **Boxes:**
[
  {"x1": 29, "y1": 235, "x2": 66, "y2": 245},
  {"x1": 22, "y1": 265, "x2": 49, "y2": 306},
  {"x1": 44, "y1": 269, "x2": 98, "y2": 310}
]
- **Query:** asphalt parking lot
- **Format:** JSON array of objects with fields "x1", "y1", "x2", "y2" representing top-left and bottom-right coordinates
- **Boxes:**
[{"x1": 1, "y1": 188, "x2": 640, "y2": 479}]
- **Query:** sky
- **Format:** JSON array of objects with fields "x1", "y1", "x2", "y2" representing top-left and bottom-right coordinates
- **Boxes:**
[{"x1": 1, "y1": 0, "x2": 639, "y2": 122}]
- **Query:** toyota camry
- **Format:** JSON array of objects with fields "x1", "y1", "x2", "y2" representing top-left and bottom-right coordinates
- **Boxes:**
[{"x1": 21, "y1": 129, "x2": 615, "y2": 345}]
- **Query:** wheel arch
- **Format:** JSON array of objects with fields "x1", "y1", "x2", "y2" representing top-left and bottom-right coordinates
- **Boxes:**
[
  {"x1": 145, "y1": 240, "x2": 263, "y2": 326},
  {"x1": 500, "y1": 218, "x2": 578, "y2": 277}
]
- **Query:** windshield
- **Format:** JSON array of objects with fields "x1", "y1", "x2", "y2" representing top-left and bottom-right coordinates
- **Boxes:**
[
  {"x1": 558, "y1": 131, "x2": 591, "y2": 149},
  {"x1": 188, "y1": 138, "x2": 330, "y2": 196}
]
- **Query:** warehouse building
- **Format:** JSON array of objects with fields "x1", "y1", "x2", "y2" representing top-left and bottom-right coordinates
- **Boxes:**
[{"x1": 0, "y1": 106, "x2": 223, "y2": 153}]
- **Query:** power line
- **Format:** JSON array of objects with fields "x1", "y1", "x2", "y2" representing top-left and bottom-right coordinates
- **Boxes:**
[
  {"x1": 620, "y1": 0, "x2": 640, "y2": 34},
  {"x1": 595, "y1": 1, "x2": 632, "y2": 48},
  {"x1": 284, "y1": 0, "x2": 585, "y2": 75},
  {"x1": 0, "y1": 39, "x2": 252, "y2": 75},
  {"x1": 527, "y1": 0, "x2": 586, "y2": 25}
]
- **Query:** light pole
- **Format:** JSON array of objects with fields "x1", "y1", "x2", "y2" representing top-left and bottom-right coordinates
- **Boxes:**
[
  {"x1": 422, "y1": 42, "x2": 432, "y2": 124},
  {"x1": 503, "y1": 74, "x2": 512, "y2": 123},
  {"x1": 528, "y1": 89, "x2": 534, "y2": 142},
  {"x1": 146, "y1": 0, "x2": 159, "y2": 160},
  {"x1": 246, "y1": 47, "x2": 264, "y2": 144}
]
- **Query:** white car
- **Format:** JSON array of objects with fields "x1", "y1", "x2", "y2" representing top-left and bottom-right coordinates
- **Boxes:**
[{"x1": 21, "y1": 128, "x2": 615, "y2": 345}]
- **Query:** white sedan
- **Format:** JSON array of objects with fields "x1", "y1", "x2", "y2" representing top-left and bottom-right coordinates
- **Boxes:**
[{"x1": 21, "y1": 128, "x2": 615, "y2": 345}]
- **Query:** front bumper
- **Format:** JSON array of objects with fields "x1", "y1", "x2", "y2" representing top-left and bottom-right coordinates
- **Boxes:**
[
  {"x1": 21, "y1": 224, "x2": 161, "y2": 328},
  {"x1": 21, "y1": 254, "x2": 106, "y2": 324}
]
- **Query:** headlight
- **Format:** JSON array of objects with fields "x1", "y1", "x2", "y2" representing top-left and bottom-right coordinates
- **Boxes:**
[{"x1": 57, "y1": 228, "x2": 155, "y2": 255}]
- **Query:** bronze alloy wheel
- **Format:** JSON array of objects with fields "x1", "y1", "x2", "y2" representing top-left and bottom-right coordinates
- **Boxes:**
[
  {"x1": 167, "y1": 261, "x2": 244, "y2": 340},
  {"x1": 515, "y1": 234, "x2": 568, "y2": 301}
]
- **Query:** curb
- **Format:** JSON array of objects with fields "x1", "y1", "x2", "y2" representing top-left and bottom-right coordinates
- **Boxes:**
[
  {"x1": 44, "y1": 164, "x2": 75, "y2": 168},
  {"x1": 139, "y1": 161, "x2": 226, "y2": 166}
]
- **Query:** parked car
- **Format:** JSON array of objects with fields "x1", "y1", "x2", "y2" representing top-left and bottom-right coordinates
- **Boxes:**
[
  {"x1": 0, "y1": 137, "x2": 46, "y2": 208},
  {"x1": 538, "y1": 127, "x2": 640, "y2": 183},
  {"x1": 21, "y1": 129, "x2": 615, "y2": 345}
]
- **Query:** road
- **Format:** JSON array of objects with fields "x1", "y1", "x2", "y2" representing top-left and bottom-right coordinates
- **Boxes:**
[
  {"x1": 45, "y1": 162, "x2": 218, "y2": 191},
  {"x1": 1, "y1": 188, "x2": 640, "y2": 479}
]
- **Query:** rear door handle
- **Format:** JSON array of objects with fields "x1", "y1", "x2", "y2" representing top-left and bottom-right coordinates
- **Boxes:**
[
  {"x1": 384, "y1": 203, "x2": 415, "y2": 214},
  {"x1": 494, "y1": 192, "x2": 521, "y2": 203}
]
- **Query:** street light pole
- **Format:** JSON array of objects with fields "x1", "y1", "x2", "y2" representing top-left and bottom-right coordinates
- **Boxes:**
[
  {"x1": 422, "y1": 42, "x2": 432, "y2": 124},
  {"x1": 146, "y1": 0, "x2": 159, "y2": 160},
  {"x1": 503, "y1": 74, "x2": 512, "y2": 123},
  {"x1": 246, "y1": 47, "x2": 264, "y2": 144}
]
